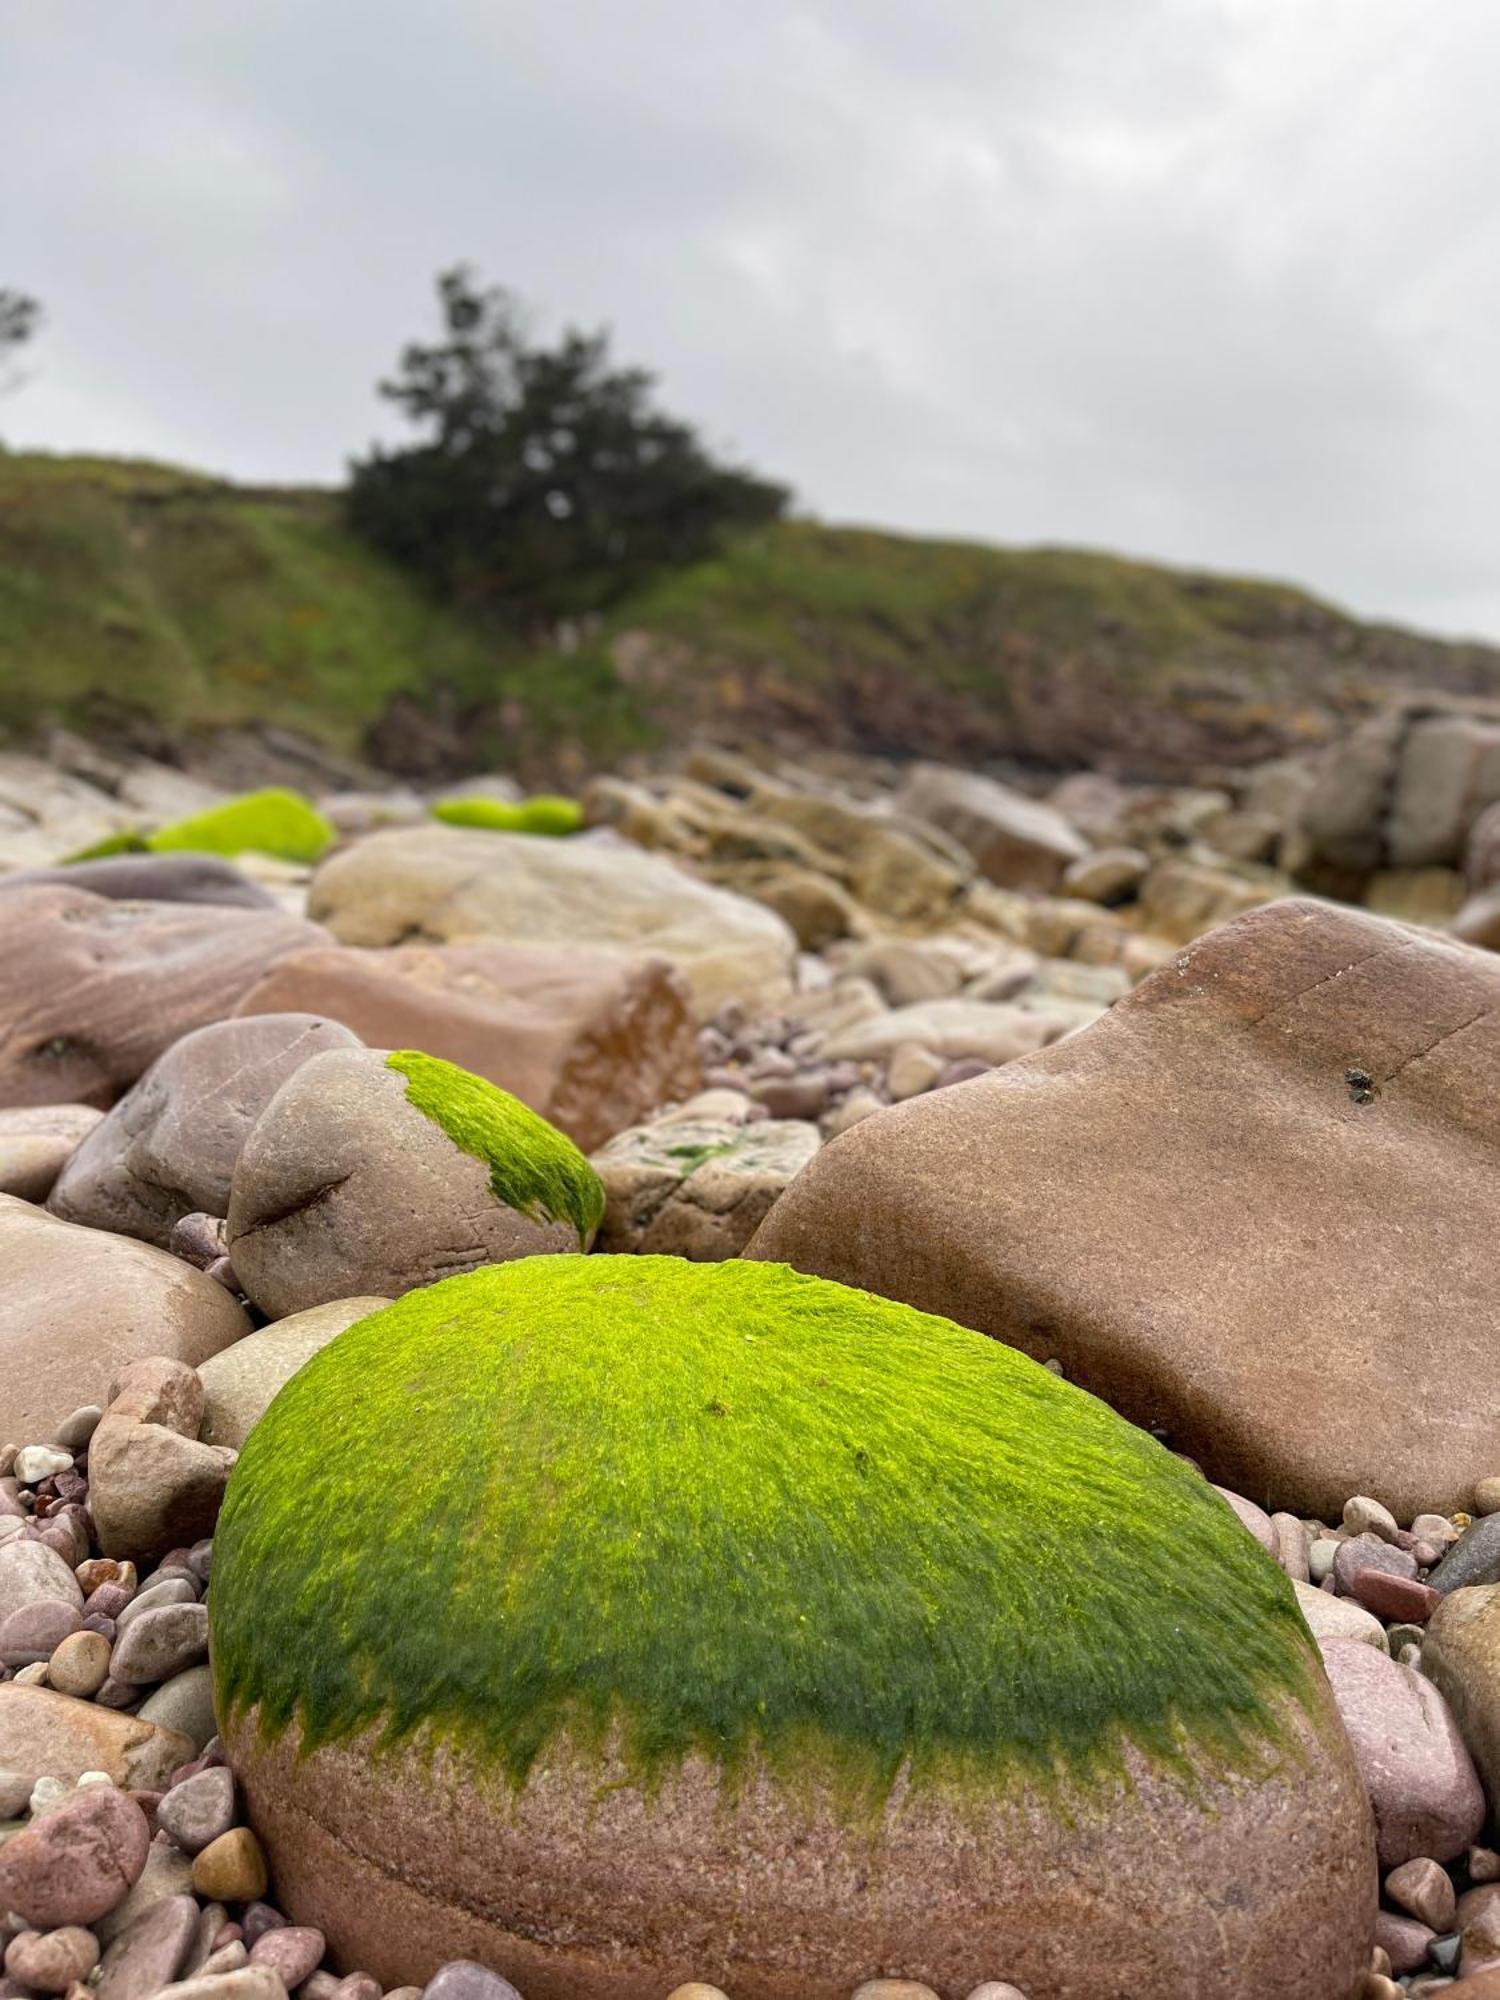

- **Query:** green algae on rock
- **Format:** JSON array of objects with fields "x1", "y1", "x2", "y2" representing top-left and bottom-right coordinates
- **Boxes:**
[
  {"x1": 430, "y1": 794, "x2": 583, "y2": 836},
  {"x1": 68, "y1": 788, "x2": 335, "y2": 866},
  {"x1": 384, "y1": 1049, "x2": 603, "y2": 1247},
  {"x1": 212, "y1": 1254, "x2": 1322, "y2": 1811}
]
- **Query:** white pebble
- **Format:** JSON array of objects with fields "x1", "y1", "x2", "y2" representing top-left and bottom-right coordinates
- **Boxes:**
[
  {"x1": 28, "y1": 1775, "x2": 69, "y2": 1816},
  {"x1": 12, "y1": 1663, "x2": 47, "y2": 1687},
  {"x1": 967, "y1": 1986, "x2": 1032, "y2": 2000},
  {"x1": 12, "y1": 1445, "x2": 72, "y2": 1485}
]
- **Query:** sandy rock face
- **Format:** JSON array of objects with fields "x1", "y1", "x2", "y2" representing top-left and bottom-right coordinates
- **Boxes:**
[
  {"x1": 48, "y1": 1014, "x2": 360, "y2": 1246},
  {"x1": 225, "y1": 1047, "x2": 594, "y2": 1317},
  {"x1": 748, "y1": 898, "x2": 1500, "y2": 1518},
  {"x1": 305, "y1": 826, "x2": 796, "y2": 1018},
  {"x1": 233, "y1": 941, "x2": 699, "y2": 1153},
  {"x1": 0, "y1": 886, "x2": 329, "y2": 1109},
  {"x1": 0, "y1": 1195, "x2": 249, "y2": 1444}
]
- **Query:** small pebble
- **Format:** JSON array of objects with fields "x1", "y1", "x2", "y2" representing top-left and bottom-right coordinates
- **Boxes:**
[
  {"x1": 240, "y1": 1906, "x2": 286, "y2": 1948},
  {"x1": 1359, "y1": 1977, "x2": 1401, "y2": 2000},
  {"x1": 1345, "y1": 1495, "x2": 1401, "y2": 1542},
  {"x1": 1309, "y1": 1538, "x2": 1339, "y2": 1583},
  {"x1": 200, "y1": 1942, "x2": 248, "y2": 1975},
  {"x1": 0, "y1": 1786, "x2": 150, "y2": 1926},
  {"x1": 422, "y1": 1963, "x2": 523, "y2": 2000},
  {"x1": 109, "y1": 1604, "x2": 210, "y2": 1687},
  {"x1": 3, "y1": 1926, "x2": 100, "y2": 1994},
  {"x1": 52, "y1": 1408, "x2": 103, "y2": 1453},
  {"x1": 851, "y1": 1985, "x2": 942, "y2": 2000},
  {"x1": 1374, "y1": 1910, "x2": 1435, "y2": 1974},
  {"x1": 157, "y1": 1768, "x2": 236, "y2": 1857},
  {"x1": 47, "y1": 1630, "x2": 112, "y2": 1699},
  {"x1": 249, "y1": 1927, "x2": 325, "y2": 1987},
  {"x1": 190, "y1": 1828, "x2": 268, "y2": 1904},
  {"x1": 1474, "y1": 1478, "x2": 1500, "y2": 1516},
  {"x1": 0, "y1": 1768, "x2": 33, "y2": 1818},
  {"x1": 77, "y1": 1560, "x2": 136, "y2": 1594},
  {"x1": 1386, "y1": 1856, "x2": 1457, "y2": 1932},
  {"x1": 965, "y1": 1988, "x2": 1031, "y2": 2000},
  {"x1": 1472, "y1": 1847, "x2": 1500, "y2": 1883}
]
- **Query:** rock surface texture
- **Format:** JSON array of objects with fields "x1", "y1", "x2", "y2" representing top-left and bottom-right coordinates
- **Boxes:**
[{"x1": 748, "y1": 898, "x2": 1500, "y2": 1518}]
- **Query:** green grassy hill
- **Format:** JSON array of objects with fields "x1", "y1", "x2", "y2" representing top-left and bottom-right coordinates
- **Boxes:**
[{"x1": 5, "y1": 450, "x2": 1499, "y2": 783}]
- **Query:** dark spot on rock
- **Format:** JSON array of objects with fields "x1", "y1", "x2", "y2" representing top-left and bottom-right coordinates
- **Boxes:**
[{"x1": 1346, "y1": 1065, "x2": 1376, "y2": 1105}]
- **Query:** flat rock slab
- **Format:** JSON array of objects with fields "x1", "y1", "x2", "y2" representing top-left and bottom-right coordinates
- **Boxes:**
[
  {"x1": 749, "y1": 899, "x2": 1500, "y2": 1518},
  {"x1": 0, "y1": 1194, "x2": 249, "y2": 1443},
  {"x1": 234, "y1": 941, "x2": 700, "y2": 1153},
  {"x1": 305, "y1": 826, "x2": 796, "y2": 1019}
]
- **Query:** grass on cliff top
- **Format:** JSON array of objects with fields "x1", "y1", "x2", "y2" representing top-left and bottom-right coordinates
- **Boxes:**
[
  {"x1": 212, "y1": 1255, "x2": 1322, "y2": 1816},
  {"x1": 0, "y1": 448, "x2": 1390, "y2": 771}
]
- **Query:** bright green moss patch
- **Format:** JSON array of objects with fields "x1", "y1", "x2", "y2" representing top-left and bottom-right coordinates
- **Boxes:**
[
  {"x1": 212, "y1": 1256, "x2": 1321, "y2": 1817},
  {"x1": 147, "y1": 788, "x2": 335, "y2": 864},
  {"x1": 430, "y1": 794, "x2": 583, "y2": 836},
  {"x1": 385, "y1": 1049, "x2": 603, "y2": 1245}
]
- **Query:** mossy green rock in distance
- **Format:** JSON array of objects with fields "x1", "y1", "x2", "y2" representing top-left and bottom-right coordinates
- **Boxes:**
[
  {"x1": 69, "y1": 788, "x2": 335, "y2": 867},
  {"x1": 212, "y1": 1256, "x2": 1375, "y2": 2000},
  {"x1": 430, "y1": 794, "x2": 583, "y2": 837},
  {"x1": 385, "y1": 1049, "x2": 603, "y2": 1247}
]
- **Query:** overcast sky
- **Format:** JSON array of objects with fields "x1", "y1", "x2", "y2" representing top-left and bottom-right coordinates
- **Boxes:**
[{"x1": 6, "y1": 0, "x2": 1499, "y2": 638}]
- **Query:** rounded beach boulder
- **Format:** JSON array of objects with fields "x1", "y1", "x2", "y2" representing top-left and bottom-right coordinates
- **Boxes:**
[
  {"x1": 224, "y1": 1048, "x2": 603, "y2": 1316},
  {"x1": 211, "y1": 1256, "x2": 1374, "y2": 2000}
]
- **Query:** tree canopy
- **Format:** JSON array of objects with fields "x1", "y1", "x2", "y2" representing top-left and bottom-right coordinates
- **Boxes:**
[
  {"x1": 348, "y1": 268, "x2": 788, "y2": 622},
  {"x1": 0, "y1": 290, "x2": 40, "y2": 397}
]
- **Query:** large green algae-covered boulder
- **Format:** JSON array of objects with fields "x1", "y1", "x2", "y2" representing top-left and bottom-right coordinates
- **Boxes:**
[{"x1": 212, "y1": 1257, "x2": 1374, "y2": 2000}]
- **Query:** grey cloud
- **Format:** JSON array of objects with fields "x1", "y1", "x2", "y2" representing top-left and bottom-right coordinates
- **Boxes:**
[{"x1": 4, "y1": 0, "x2": 1496, "y2": 638}]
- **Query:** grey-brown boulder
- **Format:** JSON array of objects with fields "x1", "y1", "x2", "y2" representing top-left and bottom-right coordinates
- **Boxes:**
[
  {"x1": 49, "y1": 1015, "x2": 359, "y2": 1246},
  {"x1": 0, "y1": 886, "x2": 328, "y2": 1109},
  {"x1": 896, "y1": 765, "x2": 1087, "y2": 891},
  {"x1": 306, "y1": 826, "x2": 795, "y2": 1018},
  {"x1": 0, "y1": 1105, "x2": 103, "y2": 1202},
  {"x1": 233, "y1": 943, "x2": 698, "y2": 1153},
  {"x1": 749, "y1": 898, "x2": 1500, "y2": 1518},
  {"x1": 226, "y1": 1048, "x2": 594, "y2": 1317},
  {"x1": 0, "y1": 1197, "x2": 249, "y2": 1445}
]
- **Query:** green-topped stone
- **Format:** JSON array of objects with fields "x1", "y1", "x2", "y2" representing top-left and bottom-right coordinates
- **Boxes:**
[
  {"x1": 430, "y1": 795, "x2": 583, "y2": 837},
  {"x1": 223, "y1": 1048, "x2": 599, "y2": 1318},
  {"x1": 69, "y1": 788, "x2": 335, "y2": 866},
  {"x1": 212, "y1": 1256, "x2": 1374, "y2": 2000}
]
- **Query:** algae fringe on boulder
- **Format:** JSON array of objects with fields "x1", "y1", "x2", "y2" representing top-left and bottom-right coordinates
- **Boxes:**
[
  {"x1": 211, "y1": 1254, "x2": 1323, "y2": 1812},
  {"x1": 384, "y1": 1049, "x2": 604, "y2": 1247}
]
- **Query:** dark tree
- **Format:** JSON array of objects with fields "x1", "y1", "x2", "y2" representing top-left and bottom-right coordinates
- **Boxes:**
[
  {"x1": 348, "y1": 268, "x2": 787, "y2": 620},
  {"x1": 0, "y1": 290, "x2": 40, "y2": 394}
]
